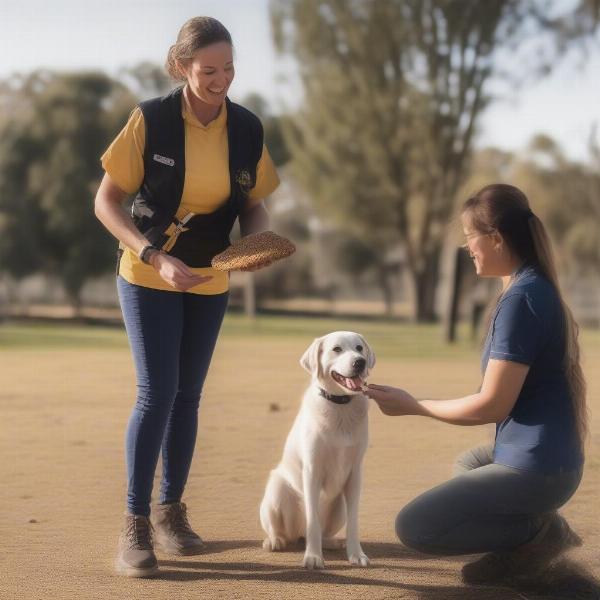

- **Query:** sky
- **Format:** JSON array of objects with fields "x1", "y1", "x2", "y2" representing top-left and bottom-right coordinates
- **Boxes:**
[{"x1": 1, "y1": 0, "x2": 598, "y2": 162}]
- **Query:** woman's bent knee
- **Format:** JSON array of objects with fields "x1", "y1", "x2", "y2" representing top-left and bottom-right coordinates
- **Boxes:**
[{"x1": 395, "y1": 504, "x2": 439, "y2": 554}]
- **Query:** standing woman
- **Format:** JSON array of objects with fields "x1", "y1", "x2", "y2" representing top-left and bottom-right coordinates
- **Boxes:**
[
  {"x1": 366, "y1": 184, "x2": 587, "y2": 584},
  {"x1": 94, "y1": 17, "x2": 279, "y2": 577}
]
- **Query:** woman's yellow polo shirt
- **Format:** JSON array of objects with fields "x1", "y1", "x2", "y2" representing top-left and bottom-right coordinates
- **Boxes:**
[{"x1": 101, "y1": 95, "x2": 280, "y2": 295}]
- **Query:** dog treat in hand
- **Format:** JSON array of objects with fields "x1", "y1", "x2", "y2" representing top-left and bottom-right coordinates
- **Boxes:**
[{"x1": 211, "y1": 231, "x2": 296, "y2": 271}]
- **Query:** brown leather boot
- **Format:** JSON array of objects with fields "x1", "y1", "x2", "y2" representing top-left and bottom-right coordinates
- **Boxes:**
[
  {"x1": 115, "y1": 514, "x2": 159, "y2": 577},
  {"x1": 152, "y1": 501, "x2": 204, "y2": 556},
  {"x1": 462, "y1": 513, "x2": 582, "y2": 585}
]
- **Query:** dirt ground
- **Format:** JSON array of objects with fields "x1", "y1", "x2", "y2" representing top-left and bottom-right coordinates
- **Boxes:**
[{"x1": 1, "y1": 326, "x2": 598, "y2": 599}]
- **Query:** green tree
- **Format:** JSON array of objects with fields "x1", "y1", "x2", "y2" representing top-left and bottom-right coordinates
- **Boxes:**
[
  {"x1": 271, "y1": 0, "x2": 598, "y2": 321},
  {"x1": 242, "y1": 92, "x2": 291, "y2": 167},
  {"x1": 118, "y1": 61, "x2": 174, "y2": 100},
  {"x1": 513, "y1": 134, "x2": 600, "y2": 275},
  {"x1": 0, "y1": 71, "x2": 136, "y2": 309}
]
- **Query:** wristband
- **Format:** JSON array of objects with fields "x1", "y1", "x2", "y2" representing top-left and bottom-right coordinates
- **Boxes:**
[{"x1": 139, "y1": 244, "x2": 159, "y2": 265}]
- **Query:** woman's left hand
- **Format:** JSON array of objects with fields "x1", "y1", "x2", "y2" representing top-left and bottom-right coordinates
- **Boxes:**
[{"x1": 364, "y1": 384, "x2": 420, "y2": 416}]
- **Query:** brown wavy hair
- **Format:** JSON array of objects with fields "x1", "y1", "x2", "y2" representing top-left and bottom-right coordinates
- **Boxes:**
[
  {"x1": 166, "y1": 17, "x2": 232, "y2": 81},
  {"x1": 462, "y1": 183, "x2": 588, "y2": 453}
]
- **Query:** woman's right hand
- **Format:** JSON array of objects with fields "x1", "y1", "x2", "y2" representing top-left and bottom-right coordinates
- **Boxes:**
[
  {"x1": 364, "y1": 384, "x2": 420, "y2": 416},
  {"x1": 151, "y1": 252, "x2": 213, "y2": 291}
]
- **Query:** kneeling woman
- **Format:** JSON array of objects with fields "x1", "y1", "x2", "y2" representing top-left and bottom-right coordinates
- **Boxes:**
[{"x1": 366, "y1": 184, "x2": 587, "y2": 584}]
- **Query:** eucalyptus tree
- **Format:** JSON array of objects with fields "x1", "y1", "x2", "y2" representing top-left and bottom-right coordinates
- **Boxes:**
[{"x1": 271, "y1": 0, "x2": 598, "y2": 320}]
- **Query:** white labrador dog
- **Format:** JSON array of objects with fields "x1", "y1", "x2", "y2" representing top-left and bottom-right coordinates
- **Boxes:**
[{"x1": 260, "y1": 331, "x2": 375, "y2": 569}]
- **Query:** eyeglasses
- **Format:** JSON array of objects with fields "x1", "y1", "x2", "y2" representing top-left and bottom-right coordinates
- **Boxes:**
[{"x1": 460, "y1": 231, "x2": 493, "y2": 250}]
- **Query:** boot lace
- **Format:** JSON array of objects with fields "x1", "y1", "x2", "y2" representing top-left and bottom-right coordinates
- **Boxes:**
[
  {"x1": 124, "y1": 515, "x2": 153, "y2": 550},
  {"x1": 167, "y1": 503, "x2": 197, "y2": 539}
]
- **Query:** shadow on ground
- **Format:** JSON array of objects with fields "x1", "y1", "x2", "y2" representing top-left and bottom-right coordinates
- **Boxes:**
[
  {"x1": 506, "y1": 558, "x2": 600, "y2": 600},
  {"x1": 156, "y1": 541, "x2": 600, "y2": 600}
]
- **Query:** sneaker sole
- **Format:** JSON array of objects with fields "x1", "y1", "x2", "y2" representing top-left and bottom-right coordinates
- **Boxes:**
[{"x1": 115, "y1": 557, "x2": 159, "y2": 578}]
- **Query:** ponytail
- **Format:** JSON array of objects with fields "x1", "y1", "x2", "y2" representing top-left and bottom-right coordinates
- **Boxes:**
[{"x1": 528, "y1": 215, "x2": 588, "y2": 453}]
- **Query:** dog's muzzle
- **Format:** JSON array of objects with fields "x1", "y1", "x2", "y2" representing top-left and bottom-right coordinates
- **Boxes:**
[{"x1": 331, "y1": 370, "x2": 366, "y2": 392}]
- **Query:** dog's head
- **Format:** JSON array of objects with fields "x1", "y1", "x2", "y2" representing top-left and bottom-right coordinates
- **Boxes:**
[{"x1": 300, "y1": 331, "x2": 375, "y2": 395}]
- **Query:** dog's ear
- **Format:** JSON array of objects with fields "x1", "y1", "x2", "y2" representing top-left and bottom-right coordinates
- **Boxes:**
[
  {"x1": 360, "y1": 335, "x2": 376, "y2": 370},
  {"x1": 300, "y1": 336, "x2": 325, "y2": 377}
]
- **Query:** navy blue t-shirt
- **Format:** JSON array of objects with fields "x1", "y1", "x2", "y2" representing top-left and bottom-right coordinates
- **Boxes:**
[{"x1": 481, "y1": 263, "x2": 583, "y2": 474}]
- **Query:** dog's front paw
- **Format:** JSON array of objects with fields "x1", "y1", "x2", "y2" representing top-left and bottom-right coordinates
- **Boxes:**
[
  {"x1": 303, "y1": 552, "x2": 325, "y2": 570},
  {"x1": 263, "y1": 537, "x2": 287, "y2": 551},
  {"x1": 347, "y1": 549, "x2": 370, "y2": 567}
]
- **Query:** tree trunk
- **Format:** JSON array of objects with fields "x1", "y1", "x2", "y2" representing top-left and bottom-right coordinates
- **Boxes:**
[
  {"x1": 375, "y1": 264, "x2": 394, "y2": 317},
  {"x1": 0, "y1": 273, "x2": 16, "y2": 321},
  {"x1": 67, "y1": 288, "x2": 83, "y2": 319},
  {"x1": 411, "y1": 249, "x2": 441, "y2": 323},
  {"x1": 444, "y1": 247, "x2": 469, "y2": 343}
]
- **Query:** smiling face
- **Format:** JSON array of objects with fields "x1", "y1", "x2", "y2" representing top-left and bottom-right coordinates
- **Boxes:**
[
  {"x1": 461, "y1": 213, "x2": 513, "y2": 278},
  {"x1": 301, "y1": 331, "x2": 375, "y2": 395},
  {"x1": 178, "y1": 41, "x2": 234, "y2": 107}
]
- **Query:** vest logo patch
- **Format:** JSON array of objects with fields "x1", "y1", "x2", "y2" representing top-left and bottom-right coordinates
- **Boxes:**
[
  {"x1": 235, "y1": 168, "x2": 253, "y2": 190},
  {"x1": 153, "y1": 154, "x2": 175, "y2": 167}
]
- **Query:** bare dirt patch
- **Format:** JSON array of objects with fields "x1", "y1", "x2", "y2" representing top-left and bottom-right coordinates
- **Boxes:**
[{"x1": 1, "y1": 329, "x2": 598, "y2": 599}]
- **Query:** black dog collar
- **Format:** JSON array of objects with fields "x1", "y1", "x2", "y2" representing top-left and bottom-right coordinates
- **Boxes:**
[{"x1": 319, "y1": 388, "x2": 352, "y2": 405}]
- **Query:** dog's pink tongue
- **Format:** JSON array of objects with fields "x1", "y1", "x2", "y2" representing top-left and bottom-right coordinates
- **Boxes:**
[{"x1": 345, "y1": 377, "x2": 363, "y2": 391}]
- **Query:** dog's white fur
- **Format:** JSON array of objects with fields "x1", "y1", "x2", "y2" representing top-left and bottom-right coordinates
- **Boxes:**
[{"x1": 260, "y1": 331, "x2": 375, "y2": 569}]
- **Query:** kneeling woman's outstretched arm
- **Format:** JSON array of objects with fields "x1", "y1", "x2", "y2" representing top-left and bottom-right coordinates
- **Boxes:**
[{"x1": 365, "y1": 358, "x2": 529, "y2": 426}]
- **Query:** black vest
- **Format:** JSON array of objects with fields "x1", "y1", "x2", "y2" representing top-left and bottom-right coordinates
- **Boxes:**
[{"x1": 129, "y1": 86, "x2": 263, "y2": 267}]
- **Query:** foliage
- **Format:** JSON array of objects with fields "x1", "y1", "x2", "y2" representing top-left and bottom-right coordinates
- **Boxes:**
[
  {"x1": 515, "y1": 134, "x2": 600, "y2": 274},
  {"x1": 117, "y1": 61, "x2": 174, "y2": 100},
  {"x1": 270, "y1": 0, "x2": 598, "y2": 321},
  {"x1": 242, "y1": 92, "x2": 291, "y2": 166},
  {"x1": 0, "y1": 71, "x2": 136, "y2": 307}
]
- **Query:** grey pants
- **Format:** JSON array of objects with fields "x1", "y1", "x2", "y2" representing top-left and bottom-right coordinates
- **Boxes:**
[{"x1": 396, "y1": 444, "x2": 582, "y2": 555}]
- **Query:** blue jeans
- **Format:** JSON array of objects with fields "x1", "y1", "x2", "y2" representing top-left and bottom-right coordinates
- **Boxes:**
[
  {"x1": 117, "y1": 276, "x2": 229, "y2": 516},
  {"x1": 396, "y1": 444, "x2": 582, "y2": 555}
]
